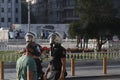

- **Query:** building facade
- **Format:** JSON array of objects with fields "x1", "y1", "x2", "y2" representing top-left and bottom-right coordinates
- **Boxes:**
[
  {"x1": 31, "y1": 0, "x2": 120, "y2": 24},
  {"x1": 32, "y1": 0, "x2": 79, "y2": 24},
  {"x1": 0, "y1": 0, "x2": 21, "y2": 29}
]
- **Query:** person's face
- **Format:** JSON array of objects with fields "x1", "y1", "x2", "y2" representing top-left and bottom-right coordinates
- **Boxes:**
[{"x1": 26, "y1": 35, "x2": 33, "y2": 42}]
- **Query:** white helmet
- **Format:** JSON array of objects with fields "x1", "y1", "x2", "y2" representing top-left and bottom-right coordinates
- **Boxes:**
[
  {"x1": 49, "y1": 32, "x2": 62, "y2": 44},
  {"x1": 25, "y1": 32, "x2": 36, "y2": 42}
]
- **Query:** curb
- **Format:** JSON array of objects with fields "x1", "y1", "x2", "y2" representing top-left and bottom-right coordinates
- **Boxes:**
[{"x1": 66, "y1": 74, "x2": 120, "y2": 80}]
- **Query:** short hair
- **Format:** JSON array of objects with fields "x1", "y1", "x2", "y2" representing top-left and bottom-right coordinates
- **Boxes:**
[{"x1": 26, "y1": 42, "x2": 35, "y2": 55}]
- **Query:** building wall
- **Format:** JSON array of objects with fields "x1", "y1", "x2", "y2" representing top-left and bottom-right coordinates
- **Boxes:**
[
  {"x1": 11, "y1": 24, "x2": 69, "y2": 39},
  {"x1": 0, "y1": 29, "x2": 9, "y2": 40},
  {"x1": 32, "y1": 0, "x2": 79, "y2": 24},
  {"x1": 0, "y1": 0, "x2": 21, "y2": 29},
  {"x1": 31, "y1": 0, "x2": 120, "y2": 24}
]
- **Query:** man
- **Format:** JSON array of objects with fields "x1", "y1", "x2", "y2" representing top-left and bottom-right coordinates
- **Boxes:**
[
  {"x1": 43, "y1": 32, "x2": 67, "y2": 80},
  {"x1": 16, "y1": 42, "x2": 37, "y2": 80},
  {"x1": 19, "y1": 32, "x2": 45, "y2": 80}
]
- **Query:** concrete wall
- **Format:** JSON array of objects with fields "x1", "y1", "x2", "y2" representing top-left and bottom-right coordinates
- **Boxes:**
[
  {"x1": 0, "y1": 30, "x2": 9, "y2": 41},
  {"x1": 11, "y1": 24, "x2": 69, "y2": 39}
]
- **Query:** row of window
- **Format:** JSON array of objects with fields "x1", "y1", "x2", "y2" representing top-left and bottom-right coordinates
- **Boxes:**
[
  {"x1": 1, "y1": 17, "x2": 18, "y2": 23},
  {"x1": 1, "y1": 8, "x2": 18, "y2": 13},
  {"x1": 1, "y1": 0, "x2": 18, "y2": 3}
]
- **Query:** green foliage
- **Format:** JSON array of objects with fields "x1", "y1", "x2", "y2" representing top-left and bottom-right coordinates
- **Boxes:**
[
  {"x1": 0, "y1": 51, "x2": 16, "y2": 54},
  {"x1": 68, "y1": 22, "x2": 82, "y2": 38},
  {"x1": 69, "y1": 0, "x2": 120, "y2": 39},
  {"x1": 68, "y1": 0, "x2": 120, "y2": 51}
]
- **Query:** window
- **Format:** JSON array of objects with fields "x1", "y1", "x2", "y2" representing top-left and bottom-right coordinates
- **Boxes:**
[
  {"x1": 16, "y1": 18, "x2": 18, "y2": 23},
  {"x1": 16, "y1": 0, "x2": 18, "y2": 3},
  {"x1": 8, "y1": 8, "x2": 11, "y2": 13},
  {"x1": 1, "y1": 18, "x2": 4, "y2": 22},
  {"x1": 8, "y1": 0, "x2": 11, "y2": 3},
  {"x1": 8, "y1": 18, "x2": 11, "y2": 22},
  {"x1": 15, "y1": 8, "x2": 18, "y2": 13},
  {"x1": 2, "y1": 0, "x2": 4, "y2": 3},
  {"x1": 1, "y1": 8, "x2": 4, "y2": 12}
]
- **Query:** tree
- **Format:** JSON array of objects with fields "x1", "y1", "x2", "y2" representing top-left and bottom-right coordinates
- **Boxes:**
[{"x1": 69, "y1": 0, "x2": 120, "y2": 51}]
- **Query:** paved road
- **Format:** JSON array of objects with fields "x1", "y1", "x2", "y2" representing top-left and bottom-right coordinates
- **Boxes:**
[
  {"x1": 66, "y1": 65, "x2": 120, "y2": 80},
  {"x1": 4, "y1": 65, "x2": 120, "y2": 80}
]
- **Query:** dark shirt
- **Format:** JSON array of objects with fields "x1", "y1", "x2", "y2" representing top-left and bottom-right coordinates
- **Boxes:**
[
  {"x1": 34, "y1": 58, "x2": 44, "y2": 80},
  {"x1": 50, "y1": 46, "x2": 66, "y2": 71}
]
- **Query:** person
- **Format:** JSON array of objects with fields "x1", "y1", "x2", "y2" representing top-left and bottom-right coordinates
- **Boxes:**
[
  {"x1": 18, "y1": 31, "x2": 45, "y2": 80},
  {"x1": 16, "y1": 42, "x2": 37, "y2": 80},
  {"x1": 43, "y1": 32, "x2": 67, "y2": 80},
  {"x1": 63, "y1": 32, "x2": 67, "y2": 39}
]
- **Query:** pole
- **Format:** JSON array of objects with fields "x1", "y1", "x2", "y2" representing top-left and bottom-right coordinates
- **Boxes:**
[
  {"x1": 0, "y1": 61, "x2": 4, "y2": 80},
  {"x1": 28, "y1": 1, "x2": 31, "y2": 32},
  {"x1": 103, "y1": 56, "x2": 107, "y2": 74},
  {"x1": 71, "y1": 58, "x2": 75, "y2": 76}
]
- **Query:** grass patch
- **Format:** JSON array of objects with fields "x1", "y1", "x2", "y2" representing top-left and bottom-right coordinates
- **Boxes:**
[
  {"x1": 0, "y1": 51, "x2": 17, "y2": 54},
  {"x1": 0, "y1": 51, "x2": 21, "y2": 62}
]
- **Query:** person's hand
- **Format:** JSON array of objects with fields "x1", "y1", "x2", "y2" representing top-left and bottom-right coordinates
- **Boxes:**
[
  {"x1": 17, "y1": 50, "x2": 21, "y2": 54},
  {"x1": 43, "y1": 74, "x2": 47, "y2": 80},
  {"x1": 59, "y1": 75, "x2": 64, "y2": 80}
]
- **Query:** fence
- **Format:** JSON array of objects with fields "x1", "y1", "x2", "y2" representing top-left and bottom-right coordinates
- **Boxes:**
[
  {"x1": 66, "y1": 51, "x2": 120, "y2": 60},
  {"x1": 0, "y1": 39, "x2": 120, "y2": 62},
  {"x1": 0, "y1": 51, "x2": 120, "y2": 62},
  {"x1": 0, "y1": 53, "x2": 22, "y2": 62}
]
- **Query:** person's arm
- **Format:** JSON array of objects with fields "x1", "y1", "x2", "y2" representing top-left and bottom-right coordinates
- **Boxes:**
[
  {"x1": 18, "y1": 48, "x2": 26, "y2": 54},
  {"x1": 59, "y1": 57, "x2": 66, "y2": 80},
  {"x1": 43, "y1": 64, "x2": 51, "y2": 80},
  {"x1": 16, "y1": 59, "x2": 19, "y2": 80},
  {"x1": 27, "y1": 71, "x2": 33, "y2": 80},
  {"x1": 16, "y1": 70, "x2": 18, "y2": 80}
]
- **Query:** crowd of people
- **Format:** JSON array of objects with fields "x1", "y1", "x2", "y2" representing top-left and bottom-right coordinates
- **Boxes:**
[{"x1": 16, "y1": 31, "x2": 67, "y2": 80}]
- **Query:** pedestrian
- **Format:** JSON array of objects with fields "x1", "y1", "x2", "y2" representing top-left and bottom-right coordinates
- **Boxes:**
[
  {"x1": 63, "y1": 32, "x2": 67, "y2": 39},
  {"x1": 43, "y1": 32, "x2": 67, "y2": 80},
  {"x1": 18, "y1": 31, "x2": 45, "y2": 80},
  {"x1": 16, "y1": 42, "x2": 37, "y2": 80}
]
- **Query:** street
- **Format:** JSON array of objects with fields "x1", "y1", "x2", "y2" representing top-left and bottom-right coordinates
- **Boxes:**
[{"x1": 4, "y1": 64, "x2": 120, "y2": 80}]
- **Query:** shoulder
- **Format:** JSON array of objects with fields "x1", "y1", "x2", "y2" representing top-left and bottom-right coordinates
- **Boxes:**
[
  {"x1": 26, "y1": 56, "x2": 36, "y2": 66},
  {"x1": 16, "y1": 56, "x2": 22, "y2": 64},
  {"x1": 27, "y1": 56, "x2": 35, "y2": 62},
  {"x1": 60, "y1": 46, "x2": 66, "y2": 51},
  {"x1": 33, "y1": 43, "x2": 42, "y2": 48},
  {"x1": 16, "y1": 55, "x2": 26, "y2": 66},
  {"x1": 59, "y1": 46, "x2": 66, "y2": 56},
  {"x1": 17, "y1": 55, "x2": 24, "y2": 61}
]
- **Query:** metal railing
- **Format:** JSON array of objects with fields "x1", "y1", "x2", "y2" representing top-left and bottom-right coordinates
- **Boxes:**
[
  {"x1": 66, "y1": 51, "x2": 120, "y2": 60},
  {"x1": 0, "y1": 39, "x2": 120, "y2": 62},
  {"x1": 0, "y1": 51, "x2": 120, "y2": 62}
]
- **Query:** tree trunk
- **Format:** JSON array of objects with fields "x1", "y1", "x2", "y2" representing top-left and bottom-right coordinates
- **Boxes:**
[{"x1": 96, "y1": 37, "x2": 107, "y2": 51}]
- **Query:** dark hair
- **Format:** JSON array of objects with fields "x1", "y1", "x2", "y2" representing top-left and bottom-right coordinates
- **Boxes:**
[
  {"x1": 26, "y1": 42, "x2": 35, "y2": 55},
  {"x1": 26, "y1": 42, "x2": 41, "y2": 56}
]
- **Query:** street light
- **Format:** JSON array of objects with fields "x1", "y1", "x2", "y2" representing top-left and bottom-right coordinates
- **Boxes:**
[{"x1": 26, "y1": 0, "x2": 33, "y2": 32}]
